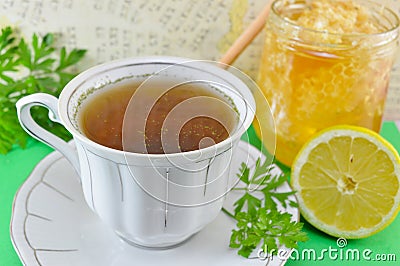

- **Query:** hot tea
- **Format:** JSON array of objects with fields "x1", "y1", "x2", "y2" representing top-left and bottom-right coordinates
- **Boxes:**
[
  {"x1": 17, "y1": 56, "x2": 256, "y2": 248},
  {"x1": 78, "y1": 80, "x2": 237, "y2": 154}
]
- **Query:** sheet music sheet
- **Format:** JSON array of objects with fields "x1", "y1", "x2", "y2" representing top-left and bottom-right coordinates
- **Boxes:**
[
  {"x1": 0, "y1": 0, "x2": 399, "y2": 120},
  {"x1": 0, "y1": 0, "x2": 265, "y2": 74}
]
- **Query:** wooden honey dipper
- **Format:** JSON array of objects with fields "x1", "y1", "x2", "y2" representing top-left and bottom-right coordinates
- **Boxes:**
[{"x1": 219, "y1": 1, "x2": 273, "y2": 66}]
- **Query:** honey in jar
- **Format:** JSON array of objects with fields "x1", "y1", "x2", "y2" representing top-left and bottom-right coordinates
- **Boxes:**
[{"x1": 255, "y1": 0, "x2": 400, "y2": 166}]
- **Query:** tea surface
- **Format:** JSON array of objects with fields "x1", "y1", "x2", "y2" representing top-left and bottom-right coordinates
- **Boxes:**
[{"x1": 78, "y1": 81, "x2": 237, "y2": 153}]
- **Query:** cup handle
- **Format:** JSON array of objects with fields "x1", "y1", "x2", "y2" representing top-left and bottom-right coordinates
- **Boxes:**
[{"x1": 16, "y1": 93, "x2": 80, "y2": 175}]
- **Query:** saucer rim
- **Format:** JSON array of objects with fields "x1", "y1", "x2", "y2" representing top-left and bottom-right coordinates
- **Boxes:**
[{"x1": 10, "y1": 140, "x2": 298, "y2": 266}]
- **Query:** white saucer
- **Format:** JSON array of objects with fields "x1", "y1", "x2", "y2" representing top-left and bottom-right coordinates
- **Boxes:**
[{"x1": 11, "y1": 141, "x2": 298, "y2": 266}]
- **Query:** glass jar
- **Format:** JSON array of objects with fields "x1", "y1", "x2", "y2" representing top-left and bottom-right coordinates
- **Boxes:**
[{"x1": 255, "y1": 0, "x2": 400, "y2": 166}]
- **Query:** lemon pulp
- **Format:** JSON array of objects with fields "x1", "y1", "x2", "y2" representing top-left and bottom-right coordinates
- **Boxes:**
[{"x1": 291, "y1": 126, "x2": 400, "y2": 238}]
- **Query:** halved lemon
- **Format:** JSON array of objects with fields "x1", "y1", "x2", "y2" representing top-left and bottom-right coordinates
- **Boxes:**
[{"x1": 291, "y1": 125, "x2": 400, "y2": 238}]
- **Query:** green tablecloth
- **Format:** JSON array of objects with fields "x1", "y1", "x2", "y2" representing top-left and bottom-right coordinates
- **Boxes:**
[{"x1": 1, "y1": 122, "x2": 399, "y2": 265}]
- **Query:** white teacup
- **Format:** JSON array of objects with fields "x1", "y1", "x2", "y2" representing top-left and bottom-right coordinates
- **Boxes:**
[{"x1": 16, "y1": 56, "x2": 255, "y2": 248}]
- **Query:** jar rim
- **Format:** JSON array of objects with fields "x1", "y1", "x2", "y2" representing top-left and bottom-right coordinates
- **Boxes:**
[{"x1": 271, "y1": 0, "x2": 400, "y2": 39}]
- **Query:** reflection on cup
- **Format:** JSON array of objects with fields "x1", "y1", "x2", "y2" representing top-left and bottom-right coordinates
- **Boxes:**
[{"x1": 255, "y1": 0, "x2": 400, "y2": 166}]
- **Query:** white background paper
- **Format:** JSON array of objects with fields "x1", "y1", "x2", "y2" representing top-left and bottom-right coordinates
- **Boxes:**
[{"x1": 1, "y1": 0, "x2": 399, "y2": 120}]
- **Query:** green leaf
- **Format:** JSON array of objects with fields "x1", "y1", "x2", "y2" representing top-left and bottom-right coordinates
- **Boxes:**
[
  {"x1": 0, "y1": 73, "x2": 15, "y2": 84},
  {"x1": 0, "y1": 28, "x2": 20, "y2": 84},
  {"x1": 32, "y1": 33, "x2": 55, "y2": 63},
  {"x1": 35, "y1": 76, "x2": 59, "y2": 92},
  {"x1": 18, "y1": 39, "x2": 32, "y2": 70},
  {"x1": 57, "y1": 71, "x2": 76, "y2": 90},
  {"x1": 224, "y1": 157, "x2": 308, "y2": 259},
  {"x1": 0, "y1": 27, "x2": 14, "y2": 51},
  {"x1": 251, "y1": 158, "x2": 265, "y2": 181},
  {"x1": 43, "y1": 33, "x2": 54, "y2": 46},
  {"x1": 233, "y1": 193, "x2": 261, "y2": 217},
  {"x1": 32, "y1": 34, "x2": 39, "y2": 59},
  {"x1": 236, "y1": 162, "x2": 250, "y2": 184},
  {"x1": 56, "y1": 48, "x2": 86, "y2": 71},
  {"x1": 0, "y1": 108, "x2": 28, "y2": 153},
  {"x1": 229, "y1": 230, "x2": 242, "y2": 248},
  {"x1": 238, "y1": 245, "x2": 254, "y2": 258},
  {"x1": 0, "y1": 26, "x2": 85, "y2": 154},
  {"x1": 35, "y1": 58, "x2": 56, "y2": 72}
]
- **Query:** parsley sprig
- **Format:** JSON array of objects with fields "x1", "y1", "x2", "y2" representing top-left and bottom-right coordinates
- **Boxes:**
[
  {"x1": 223, "y1": 158, "x2": 308, "y2": 259},
  {"x1": 0, "y1": 27, "x2": 86, "y2": 154}
]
